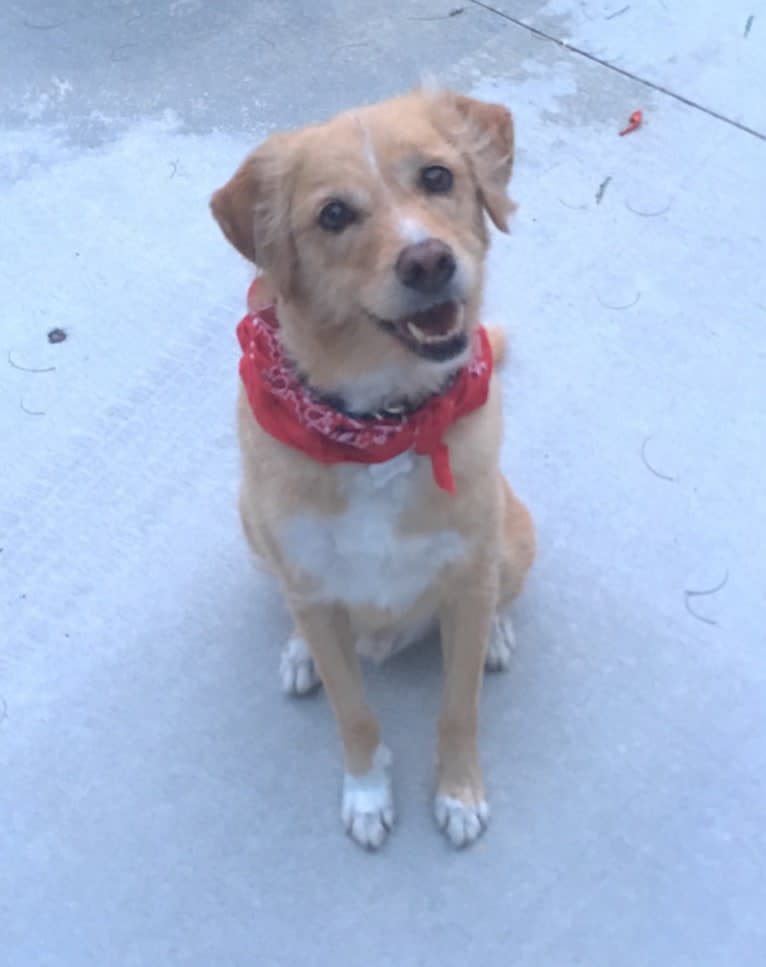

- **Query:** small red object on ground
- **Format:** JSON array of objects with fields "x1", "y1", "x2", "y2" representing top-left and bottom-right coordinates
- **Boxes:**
[{"x1": 619, "y1": 110, "x2": 643, "y2": 136}]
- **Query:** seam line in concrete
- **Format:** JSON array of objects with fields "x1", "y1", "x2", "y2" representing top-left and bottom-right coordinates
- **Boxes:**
[{"x1": 469, "y1": 0, "x2": 766, "y2": 142}]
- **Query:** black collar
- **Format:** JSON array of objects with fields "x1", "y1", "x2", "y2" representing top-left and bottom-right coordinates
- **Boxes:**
[{"x1": 301, "y1": 372, "x2": 459, "y2": 423}]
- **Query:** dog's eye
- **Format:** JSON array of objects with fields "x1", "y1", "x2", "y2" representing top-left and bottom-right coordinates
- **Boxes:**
[
  {"x1": 318, "y1": 200, "x2": 356, "y2": 233},
  {"x1": 420, "y1": 165, "x2": 453, "y2": 194}
]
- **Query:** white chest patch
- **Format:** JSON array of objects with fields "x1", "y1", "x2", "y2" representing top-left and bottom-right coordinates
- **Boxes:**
[{"x1": 279, "y1": 453, "x2": 465, "y2": 611}]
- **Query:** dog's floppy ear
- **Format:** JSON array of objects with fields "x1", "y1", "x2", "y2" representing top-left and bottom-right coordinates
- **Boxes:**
[
  {"x1": 432, "y1": 90, "x2": 515, "y2": 232},
  {"x1": 210, "y1": 155, "x2": 259, "y2": 262},
  {"x1": 210, "y1": 134, "x2": 299, "y2": 293}
]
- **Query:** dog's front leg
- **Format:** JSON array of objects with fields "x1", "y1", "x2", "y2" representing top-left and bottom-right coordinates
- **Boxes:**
[
  {"x1": 293, "y1": 600, "x2": 394, "y2": 850},
  {"x1": 435, "y1": 555, "x2": 497, "y2": 847}
]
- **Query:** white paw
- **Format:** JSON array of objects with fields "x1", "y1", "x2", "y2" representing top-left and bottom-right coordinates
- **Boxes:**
[
  {"x1": 342, "y1": 745, "x2": 395, "y2": 850},
  {"x1": 485, "y1": 613, "x2": 516, "y2": 672},
  {"x1": 434, "y1": 795, "x2": 490, "y2": 848},
  {"x1": 280, "y1": 634, "x2": 321, "y2": 696}
]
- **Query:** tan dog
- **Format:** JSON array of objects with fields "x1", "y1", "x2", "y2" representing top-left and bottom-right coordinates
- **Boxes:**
[{"x1": 211, "y1": 88, "x2": 535, "y2": 849}]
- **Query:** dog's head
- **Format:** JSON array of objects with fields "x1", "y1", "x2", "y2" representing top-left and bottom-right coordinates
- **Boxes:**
[{"x1": 211, "y1": 88, "x2": 514, "y2": 410}]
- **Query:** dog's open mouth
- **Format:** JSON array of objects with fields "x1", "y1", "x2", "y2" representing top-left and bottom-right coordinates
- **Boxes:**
[{"x1": 375, "y1": 301, "x2": 468, "y2": 362}]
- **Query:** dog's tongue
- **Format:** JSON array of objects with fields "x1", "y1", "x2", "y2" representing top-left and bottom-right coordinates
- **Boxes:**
[{"x1": 409, "y1": 302, "x2": 457, "y2": 336}]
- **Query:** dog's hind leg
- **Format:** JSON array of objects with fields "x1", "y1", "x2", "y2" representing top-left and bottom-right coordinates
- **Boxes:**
[{"x1": 486, "y1": 476, "x2": 535, "y2": 673}]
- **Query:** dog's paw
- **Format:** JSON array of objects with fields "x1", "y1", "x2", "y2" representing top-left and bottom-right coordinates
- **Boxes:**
[
  {"x1": 342, "y1": 745, "x2": 395, "y2": 850},
  {"x1": 434, "y1": 793, "x2": 490, "y2": 848},
  {"x1": 485, "y1": 613, "x2": 516, "y2": 673},
  {"x1": 280, "y1": 634, "x2": 321, "y2": 696}
]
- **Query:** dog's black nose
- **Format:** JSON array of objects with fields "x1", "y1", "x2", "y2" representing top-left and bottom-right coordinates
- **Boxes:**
[{"x1": 395, "y1": 239, "x2": 456, "y2": 294}]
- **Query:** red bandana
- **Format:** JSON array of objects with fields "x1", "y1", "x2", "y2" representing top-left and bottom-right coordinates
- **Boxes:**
[{"x1": 237, "y1": 283, "x2": 493, "y2": 494}]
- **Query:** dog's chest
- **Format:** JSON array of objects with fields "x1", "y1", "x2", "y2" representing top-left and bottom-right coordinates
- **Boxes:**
[{"x1": 279, "y1": 453, "x2": 465, "y2": 612}]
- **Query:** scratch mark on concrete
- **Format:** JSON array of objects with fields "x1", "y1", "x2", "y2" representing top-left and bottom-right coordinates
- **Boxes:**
[
  {"x1": 8, "y1": 350, "x2": 55, "y2": 374},
  {"x1": 596, "y1": 290, "x2": 641, "y2": 310},
  {"x1": 626, "y1": 200, "x2": 672, "y2": 217},
  {"x1": 596, "y1": 176, "x2": 612, "y2": 204},
  {"x1": 684, "y1": 570, "x2": 729, "y2": 626},
  {"x1": 640, "y1": 436, "x2": 676, "y2": 482}
]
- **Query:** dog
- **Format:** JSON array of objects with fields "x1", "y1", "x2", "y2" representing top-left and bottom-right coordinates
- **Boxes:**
[{"x1": 210, "y1": 87, "x2": 535, "y2": 849}]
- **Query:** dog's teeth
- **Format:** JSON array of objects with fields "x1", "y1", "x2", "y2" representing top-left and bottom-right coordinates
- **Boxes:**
[{"x1": 405, "y1": 315, "x2": 460, "y2": 344}]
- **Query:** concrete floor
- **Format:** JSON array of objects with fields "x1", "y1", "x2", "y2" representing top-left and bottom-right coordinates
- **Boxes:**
[{"x1": 2, "y1": 1, "x2": 765, "y2": 964}]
